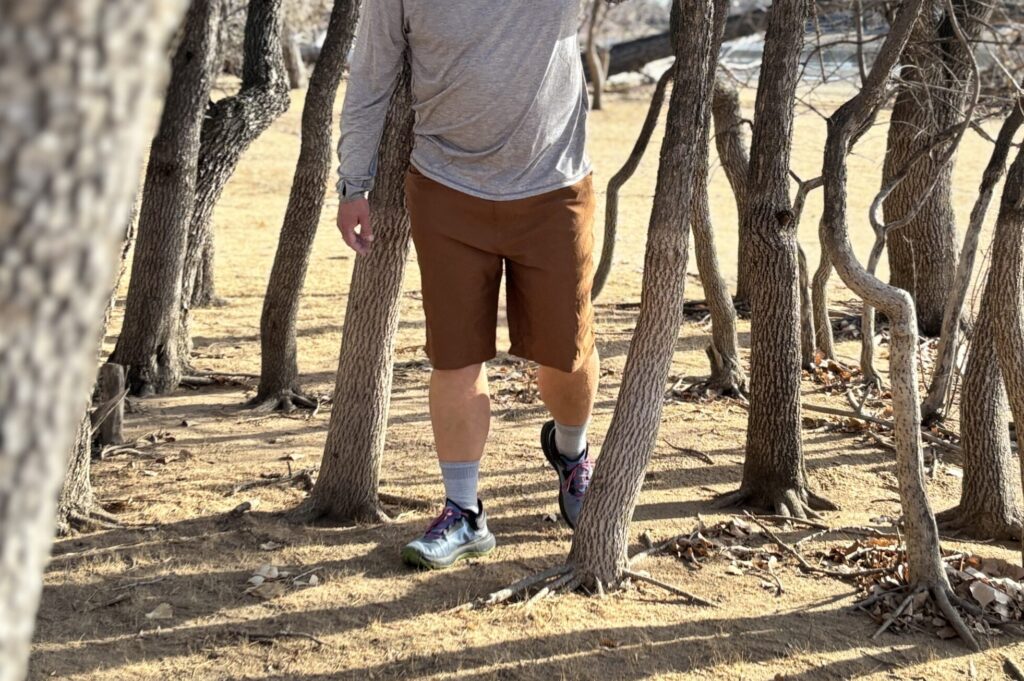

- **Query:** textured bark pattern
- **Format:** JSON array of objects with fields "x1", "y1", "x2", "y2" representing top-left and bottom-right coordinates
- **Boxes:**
[
  {"x1": 822, "y1": 0, "x2": 956, "y2": 597},
  {"x1": 883, "y1": 0, "x2": 992, "y2": 335},
  {"x1": 568, "y1": 0, "x2": 724, "y2": 584},
  {"x1": 729, "y1": 0, "x2": 825, "y2": 517},
  {"x1": 592, "y1": 68, "x2": 671, "y2": 300},
  {"x1": 938, "y1": 280, "x2": 1023, "y2": 540},
  {"x1": 692, "y1": 148, "x2": 746, "y2": 394},
  {"x1": 257, "y1": 0, "x2": 361, "y2": 407},
  {"x1": 0, "y1": 1, "x2": 185, "y2": 676},
  {"x1": 711, "y1": 79, "x2": 752, "y2": 300},
  {"x1": 797, "y1": 246, "x2": 816, "y2": 368},
  {"x1": 988, "y1": 139, "x2": 1024, "y2": 537},
  {"x1": 111, "y1": 0, "x2": 222, "y2": 395},
  {"x1": 296, "y1": 60, "x2": 415, "y2": 522},
  {"x1": 55, "y1": 416, "x2": 95, "y2": 537},
  {"x1": 922, "y1": 104, "x2": 1024, "y2": 421},
  {"x1": 811, "y1": 245, "x2": 836, "y2": 359},
  {"x1": 181, "y1": 0, "x2": 290, "y2": 319}
]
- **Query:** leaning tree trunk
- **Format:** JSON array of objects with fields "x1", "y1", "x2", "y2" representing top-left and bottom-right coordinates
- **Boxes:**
[
  {"x1": 711, "y1": 78, "x2": 752, "y2": 303},
  {"x1": 110, "y1": 0, "x2": 222, "y2": 396},
  {"x1": 255, "y1": 0, "x2": 361, "y2": 412},
  {"x1": 820, "y1": 0, "x2": 978, "y2": 648},
  {"x1": 717, "y1": 0, "x2": 834, "y2": 518},
  {"x1": 811, "y1": 243, "x2": 836, "y2": 359},
  {"x1": 921, "y1": 103, "x2": 1023, "y2": 422},
  {"x1": 0, "y1": 2, "x2": 185, "y2": 677},
  {"x1": 181, "y1": 0, "x2": 290, "y2": 325},
  {"x1": 883, "y1": 0, "x2": 990, "y2": 336},
  {"x1": 692, "y1": 150, "x2": 746, "y2": 395},
  {"x1": 797, "y1": 246, "x2": 816, "y2": 368},
  {"x1": 935, "y1": 277, "x2": 1023, "y2": 540},
  {"x1": 592, "y1": 67, "x2": 672, "y2": 300},
  {"x1": 568, "y1": 0, "x2": 724, "y2": 586},
  {"x1": 290, "y1": 60, "x2": 415, "y2": 524}
]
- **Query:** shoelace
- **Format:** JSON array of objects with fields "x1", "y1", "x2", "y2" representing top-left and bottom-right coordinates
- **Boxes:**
[
  {"x1": 424, "y1": 506, "x2": 462, "y2": 539},
  {"x1": 562, "y1": 457, "x2": 593, "y2": 498}
]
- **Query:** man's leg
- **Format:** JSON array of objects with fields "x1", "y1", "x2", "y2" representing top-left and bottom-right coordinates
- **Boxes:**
[
  {"x1": 538, "y1": 348, "x2": 600, "y2": 457},
  {"x1": 430, "y1": 363, "x2": 490, "y2": 512}
]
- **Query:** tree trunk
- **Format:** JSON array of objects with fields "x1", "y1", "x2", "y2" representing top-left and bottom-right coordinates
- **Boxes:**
[
  {"x1": 56, "y1": 417, "x2": 96, "y2": 537},
  {"x1": 811, "y1": 246, "x2": 836, "y2": 359},
  {"x1": 568, "y1": 0, "x2": 725, "y2": 586},
  {"x1": 0, "y1": 1, "x2": 185, "y2": 676},
  {"x1": 181, "y1": 0, "x2": 290, "y2": 325},
  {"x1": 718, "y1": 0, "x2": 834, "y2": 518},
  {"x1": 290, "y1": 59, "x2": 415, "y2": 524},
  {"x1": 111, "y1": 0, "x2": 223, "y2": 396},
  {"x1": 283, "y1": 25, "x2": 308, "y2": 89},
  {"x1": 96, "y1": 363, "x2": 126, "y2": 447},
  {"x1": 592, "y1": 68, "x2": 672, "y2": 300},
  {"x1": 883, "y1": 0, "x2": 991, "y2": 336},
  {"x1": 797, "y1": 246, "x2": 816, "y2": 369},
  {"x1": 921, "y1": 104, "x2": 1024, "y2": 422},
  {"x1": 586, "y1": 0, "x2": 607, "y2": 111},
  {"x1": 710, "y1": 78, "x2": 752, "y2": 302},
  {"x1": 988, "y1": 117, "x2": 1024, "y2": 548},
  {"x1": 820, "y1": 0, "x2": 978, "y2": 649},
  {"x1": 936, "y1": 277, "x2": 1023, "y2": 540},
  {"x1": 692, "y1": 152, "x2": 746, "y2": 395},
  {"x1": 255, "y1": 0, "x2": 361, "y2": 411}
]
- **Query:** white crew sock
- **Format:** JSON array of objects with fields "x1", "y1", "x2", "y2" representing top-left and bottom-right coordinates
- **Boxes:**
[
  {"x1": 554, "y1": 420, "x2": 588, "y2": 460},
  {"x1": 439, "y1": 460, "x2": 480, "y2": 513}
]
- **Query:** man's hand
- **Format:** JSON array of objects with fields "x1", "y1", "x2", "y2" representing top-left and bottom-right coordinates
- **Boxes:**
[{"x1": 337, "y1": 198, "x2": 374, "y2": 255}]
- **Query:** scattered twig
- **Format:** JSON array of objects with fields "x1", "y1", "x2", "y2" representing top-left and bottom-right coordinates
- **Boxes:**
[
  {"x1": 1005, "y1": 655, "x2": 1024, "y2": 681},
  {"x1": 802, "y1": 403, "x2": 960, "y2": 453},
  {"x1": 379, "y1": 492, "x2": 434, "y2": 510},
  {"x1": 662, "y1": 438, "x2": 714, "y2": 464},
  {"x1": 236, "y1": 630, "x2": 328, "y2": 648},
  {"x1": 622, "y1": 569, "x2": 717, "y2": 608},
  {"x1": 230, "y1": 468, "x2": 317, "y2": 496},
  {"x1": 871, "y1": 587, "x2": 923, "y2": 639}
]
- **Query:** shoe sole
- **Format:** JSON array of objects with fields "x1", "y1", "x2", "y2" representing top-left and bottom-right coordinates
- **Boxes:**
[
  {"x1": 540, "y1": 420, "x2": 575, "y2": 530},
  {"x1": 400, "y1": 533, "x2": 497, "y2": 570}
]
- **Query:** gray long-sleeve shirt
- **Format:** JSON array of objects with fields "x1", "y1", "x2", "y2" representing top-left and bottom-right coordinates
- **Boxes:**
[{"x1": 337, "y1": 0, "x2": 592, "y2": 202}]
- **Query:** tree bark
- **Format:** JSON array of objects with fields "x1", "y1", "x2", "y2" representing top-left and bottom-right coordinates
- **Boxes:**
[
  {"x1": 797, "y1": 246, "x2": 816, "y2": 369},
  {"x1": 592, "y1": 68, "x2": 672, "y2": 301},
  {"x1": 283, "y1": 25, "x2": 308, "y2": 89},
  {"x1": 586, "y1": 0, "x2": 607, "y2": 111},
  {"x1": 692, "y1": 151, "x2": 746, "y2": 395},
  {"x1": 820, "y1": 0, "x2": 978, "y2": 649},
  {"x1": 811, "y1": 245, "x2": 836, "y2": 359},
  {"x1": 568, "y1": 0, "x2": 725, "y2": 586},
  {"x1": 181, "y1": 0, "x2": 291, "y2": 332},
  {"x1": 936, "y1": 276, "x2": 1023, "y2": 540},
  {"x1": 718, "y1": 0, "x2": 834, "y2": 518},
  {"x1": 256, "y1": 0, "x2": 361, "y2": 412},
  {"x1": 111, "y1": 0, "x2": 223, "y2": 395},
  {"x1": 988, "y1": 118, "x2": 1024, "y2": 550},
  {"x1": 921, "y1": 103, "x2": 1024, "y2": 422},
  {"x1": 0, "y1": 1, "x2": 185, "y2": 676},
  {"x1": 883, "y1": 0, "x2": 991, "y2": 336},
  {"x1": 290, "y1": 59, "x2": 415, "y2": 524},
  {"x1": 710, "y1": 78, "x2": 752, "y2": 302}
]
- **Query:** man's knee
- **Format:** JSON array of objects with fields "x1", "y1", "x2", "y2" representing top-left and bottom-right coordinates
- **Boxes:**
[{"x1": 431, "y1": 362, "x2": 487, "y2": 390}]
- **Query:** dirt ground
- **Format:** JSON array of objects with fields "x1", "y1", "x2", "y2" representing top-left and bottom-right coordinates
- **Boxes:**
[{"x1": 30, "y1": 81, "x2": 1024, "y2": 680}]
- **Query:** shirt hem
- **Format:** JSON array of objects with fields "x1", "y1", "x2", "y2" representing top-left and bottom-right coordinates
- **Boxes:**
[{"x1": 409, "y1": 161, "x2": 593, "y2": 201}]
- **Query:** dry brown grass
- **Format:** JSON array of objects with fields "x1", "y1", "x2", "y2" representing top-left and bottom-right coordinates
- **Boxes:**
[{"x1": 30, "y1": 81, "x2": 1024, "y2": 680}]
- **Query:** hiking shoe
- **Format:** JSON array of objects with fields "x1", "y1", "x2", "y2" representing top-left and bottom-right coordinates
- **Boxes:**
[
  {"x1": 401, "y1": 499, "x2": 496, "y2": 569},
  {"x1": 541, "y1": 420, "x2": 593, "y2": 529}
]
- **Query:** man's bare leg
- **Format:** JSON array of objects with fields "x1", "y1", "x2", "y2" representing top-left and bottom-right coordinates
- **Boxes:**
[
  {"x1": 428, "y1": 363, "x2": 490, "y2": 513},
  {"x1": 538, "y1": 349, "x2": 600, "y2": 438}
]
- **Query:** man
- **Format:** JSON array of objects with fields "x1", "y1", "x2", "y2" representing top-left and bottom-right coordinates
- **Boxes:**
[{"x1": 336, "y1": 0, "x2": 604, "y2": 569}]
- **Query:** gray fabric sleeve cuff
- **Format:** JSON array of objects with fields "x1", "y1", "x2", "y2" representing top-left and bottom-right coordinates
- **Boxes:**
[{"x1": 337, "y1": 179, "x2": 371, "y2": 203}]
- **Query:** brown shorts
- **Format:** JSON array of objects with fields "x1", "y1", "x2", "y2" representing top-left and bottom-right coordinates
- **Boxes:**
[{"x1": 405, "y1": 165, "x2": 596, "y2": 373}]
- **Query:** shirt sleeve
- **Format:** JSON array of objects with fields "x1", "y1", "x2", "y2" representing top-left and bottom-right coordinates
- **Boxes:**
[{"x1": 336, "y1": 0, "x2": 407, "y2": 201}]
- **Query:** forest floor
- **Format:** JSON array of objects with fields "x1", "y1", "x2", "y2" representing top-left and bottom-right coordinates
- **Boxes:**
[{"x1": 30, "y1": 81, "x2": 1024, "y2": 680}]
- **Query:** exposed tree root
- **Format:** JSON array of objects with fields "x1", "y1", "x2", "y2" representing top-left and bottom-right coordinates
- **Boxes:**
[
  {"x1": 246, "y1": 388, "x2": 319, "y2": 414},
  {"x1": 283, "y1": 494, "x2": 390, "y2": 526},
  {"x1": 461, "y1": 562, "x2": 718, "y2": 611},
  {"x1": 704, "y1": 344, "x2": 748, "y2": 397},
  {"x1": 714, "y1": 484, "x2": 838, "y2": 520},
  {"x1": 935, "y1": 505, "x2": 1024, "y2": 542},
  {"x1": 57, "y1": 505, "x2": 123, "y2": 536}
]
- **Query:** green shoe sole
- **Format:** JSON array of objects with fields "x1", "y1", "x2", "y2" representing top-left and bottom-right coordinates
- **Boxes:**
[{"x1": 400, "y1": 536, "x2": 496, "y2": 570}]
